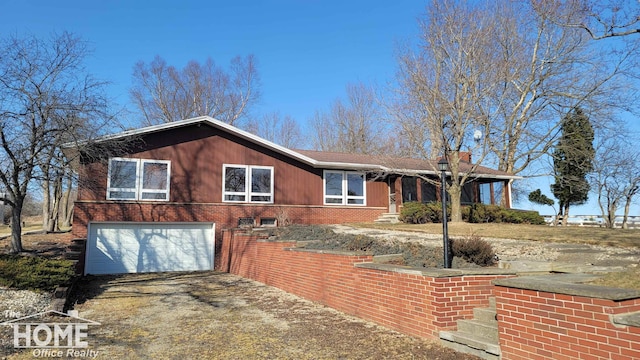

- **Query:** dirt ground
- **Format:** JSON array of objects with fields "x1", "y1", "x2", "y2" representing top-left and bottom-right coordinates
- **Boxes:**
[
  {"x1": 5, "y1": 272, "x2": 480, "y2": 360},
  {"x1": 0, "y1": 231, "x2": 73, "y2": 258}
]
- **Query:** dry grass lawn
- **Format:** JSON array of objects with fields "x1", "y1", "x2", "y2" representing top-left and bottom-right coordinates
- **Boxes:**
[{"x1": 0, "y1": 222, "x2": 45, "y2": 237}]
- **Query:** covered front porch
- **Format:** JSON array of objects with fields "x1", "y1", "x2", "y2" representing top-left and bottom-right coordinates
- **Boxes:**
[{"x1": 386, "y1": 175, "x2": 513, "y2": 215}]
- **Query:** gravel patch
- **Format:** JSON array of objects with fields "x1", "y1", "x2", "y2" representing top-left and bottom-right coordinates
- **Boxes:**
[
  {"x1": 0, "y1": 288, "x2": 51, "y2": 321},
  {"x1": 0, "y1": 287, "x2": 52, "y2": 355}
]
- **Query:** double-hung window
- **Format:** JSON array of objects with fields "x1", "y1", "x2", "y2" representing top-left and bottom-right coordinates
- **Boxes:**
[
  {"x1": 223, "y1": 164, "x2": 274, "y2": 203},
  {"x1": 323, "y1": 170, "x2": 366, "y2": 205},
  {"x1": 107, "y1": 158, "x2": 171, "y2": 201}
]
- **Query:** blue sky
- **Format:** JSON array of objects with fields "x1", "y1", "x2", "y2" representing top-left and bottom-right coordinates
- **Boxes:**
[
  {"x1": 1, "y1": 1, "x2": 423, "y2": 129},
  {"x1": 2, "y1": 1, "x2": 638, "y2": 217}
]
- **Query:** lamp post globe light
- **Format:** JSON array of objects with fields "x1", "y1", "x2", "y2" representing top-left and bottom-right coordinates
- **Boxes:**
[{"x1": 438, "y1": 159, "x2": 451, "y2": 268}]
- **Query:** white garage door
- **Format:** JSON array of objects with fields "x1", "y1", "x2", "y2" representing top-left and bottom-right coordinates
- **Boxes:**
[{"x1": 86, "y1": 222, "x2": 215, "y2": 275}]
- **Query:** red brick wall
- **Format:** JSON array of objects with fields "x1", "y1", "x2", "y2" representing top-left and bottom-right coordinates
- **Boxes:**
[
  {"x1": 495, "y1": 286, "x2": 640, "y2": 360},
  {"x1": 220, "y1": 230, "x2": 510, "y2": 340},
  {"x1": 73, "y1": 202, "x2": 385, "y2": 238},
  {"x1": 73, "y1": 201, "x2": 386, "y2": 270}
]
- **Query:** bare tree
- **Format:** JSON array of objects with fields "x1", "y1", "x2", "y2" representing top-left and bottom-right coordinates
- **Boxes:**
[
  {"x1": 592, "y1": 144, "x2": 640, "y2": 228},
  {"x1": 395, "y1": 0, "x2": 639, "y2": 219},
  {"x1": 60, "y1": 174, "x2": 76, "y2": 228},
  {"x1": 246, "y1": 112, "x2": 304, "y2": 149},
  {"x1": 311, "y1": 82, "x2": 392, "y2": 154},
  {"x1": 395, "y1": 1, "x2": 495, "y2": 221},
  {"x1": 534, "y1": 0, "x2": 640, "y2": 40},
  {"x1": 130, "y1": 55, "x2": 261, "y2": 126},
  {"x1": 591, "y1": 131, "x2": 622, "y2": 228},
  {"x1": 485, "y1": 1, "x2": 637, "y2": 177},
  {"x1": 589, "y1": 118, "x2": 640, "y2": 228},
  {"x1": 621, "y1": 173, "x2": 640, "y2": 228},
  {"x1": 0, "y1": 32, "x2": 112, "y2": 252}
]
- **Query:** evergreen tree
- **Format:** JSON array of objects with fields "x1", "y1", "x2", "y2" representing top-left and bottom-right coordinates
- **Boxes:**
[{"x1": 551, "y1": 108, "x2": 595, "y2": 225}]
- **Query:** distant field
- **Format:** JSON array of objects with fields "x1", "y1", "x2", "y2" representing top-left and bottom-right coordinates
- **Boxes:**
[
  {"x1": 0, "y1": 221, "x2": 44, "y2": 236},
  {"x1": 353, "y1": 222, "x2": 640, "y2": 248}
]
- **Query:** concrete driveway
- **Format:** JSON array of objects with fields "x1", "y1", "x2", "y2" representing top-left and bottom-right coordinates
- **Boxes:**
[{"x1": 9, "y1": 272, "x2": 479, "y2": 360}]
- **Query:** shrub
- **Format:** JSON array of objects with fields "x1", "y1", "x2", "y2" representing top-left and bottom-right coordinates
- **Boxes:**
[
  {"x1": 468, "y1": 203, "x2": 486, "y2": 223},
  {"x1": 485, "y1": 205, "x2": 505, "y2": 223},
  {"x1": 425, "y1": 202, "x2": 446, "y2": 223},
  {"x1": 468, "y1": 203, "x2": 503, "y2": 223},
  {"x1": 507, "y1": 209, "x2": 546, "y2": 225},
  {"x1": 0, "y1": 255, "x2": 75, "y2": 292},
  {"x1": 468, "y1": 203, "x2": 545, "y2": 225},
  {"x1": 461, "y1": 205, "x2": 471, "y2": 222},
  {"x1": 399, "y1": 201, "x2": 448, "y2": 224},
  {"x1": 399, "y1": 202, "x2": 430, "y2": 224},
  {"x1": 451, "y1": 234, "x2": 496, "y2": 266}
]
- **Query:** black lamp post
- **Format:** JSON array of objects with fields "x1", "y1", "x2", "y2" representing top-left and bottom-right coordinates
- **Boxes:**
[{"x1": 438, "y1": 159, "x2": 451, "y2": 268}]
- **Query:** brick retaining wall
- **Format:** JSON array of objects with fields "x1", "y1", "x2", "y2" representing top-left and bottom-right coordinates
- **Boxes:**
[
  {"x1": 221, "y1": 230, "x2": 640, "y2": 359},
  {"x1": 220, "y1": 230, "x2": 513, "y2": 339},
  {"x1": 494, "y1": 279, "x2": 640, "y2": 360}
]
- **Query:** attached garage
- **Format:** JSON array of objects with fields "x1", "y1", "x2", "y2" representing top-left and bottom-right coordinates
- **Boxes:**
[{"x1": 85, "y1": 222, "x2": 215, "y2": 275}]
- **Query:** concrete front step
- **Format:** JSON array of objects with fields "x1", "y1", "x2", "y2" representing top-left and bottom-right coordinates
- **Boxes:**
[
  {"x1": 440, "y1": 331, "x2": 500, "y2": 360},
  {"x1": 439, "y1": 297, "x2": 500, "y2": 359},
  {"x1": 456, "y1": 319, "x2": 498, "y2": 343},
  {"x1": 374, "y1": 213, "x2": 400, "y2": 223},
  {"x1": 474, "y1": 307, "x2": 498, "y2": 323}
]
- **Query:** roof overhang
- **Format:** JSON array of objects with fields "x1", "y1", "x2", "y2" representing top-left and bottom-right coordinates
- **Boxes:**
[{"x1": 386, "y1": 169, "x2": 521, "y2": 180}]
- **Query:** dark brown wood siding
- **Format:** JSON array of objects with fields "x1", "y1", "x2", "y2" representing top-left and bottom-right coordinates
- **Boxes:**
[
  {"x1": 366, "y1": 178, "x2": 388, "y2": 208},
  {"x1": 78, "y1": 123, "x2": 388, "y2": 208}
]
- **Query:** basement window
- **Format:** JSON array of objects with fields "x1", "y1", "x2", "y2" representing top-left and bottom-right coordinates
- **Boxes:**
[
  {"x1": 238, "y1": 217, "x2": 255, "y2": 228},
  {"x1": 260, "y1": 218, "x2": 277, "y2": 227}
]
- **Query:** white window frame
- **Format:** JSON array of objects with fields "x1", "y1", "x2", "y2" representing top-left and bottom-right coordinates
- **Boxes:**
[
  {"x1": 222, "y1": 164, "x2": 274, "y2": 204},
  {"x1": 223, "y1": 165, "x2": 248, "y2": 202},
  {"x1": 107, "y1": 158, "x2": 171, "y2": 201},
  {"x1": 323, "y1": 170, "x2": 366, "y2": 206}
]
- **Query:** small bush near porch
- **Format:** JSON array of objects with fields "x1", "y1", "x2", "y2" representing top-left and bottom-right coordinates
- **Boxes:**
[{"x1": 399, "y1": 202, "x2": 545, "y2": 225}]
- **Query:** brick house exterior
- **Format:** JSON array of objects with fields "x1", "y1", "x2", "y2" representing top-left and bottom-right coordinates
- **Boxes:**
[{"x1": 70, "y1": 116, "x2": 519, "y2": 274}]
